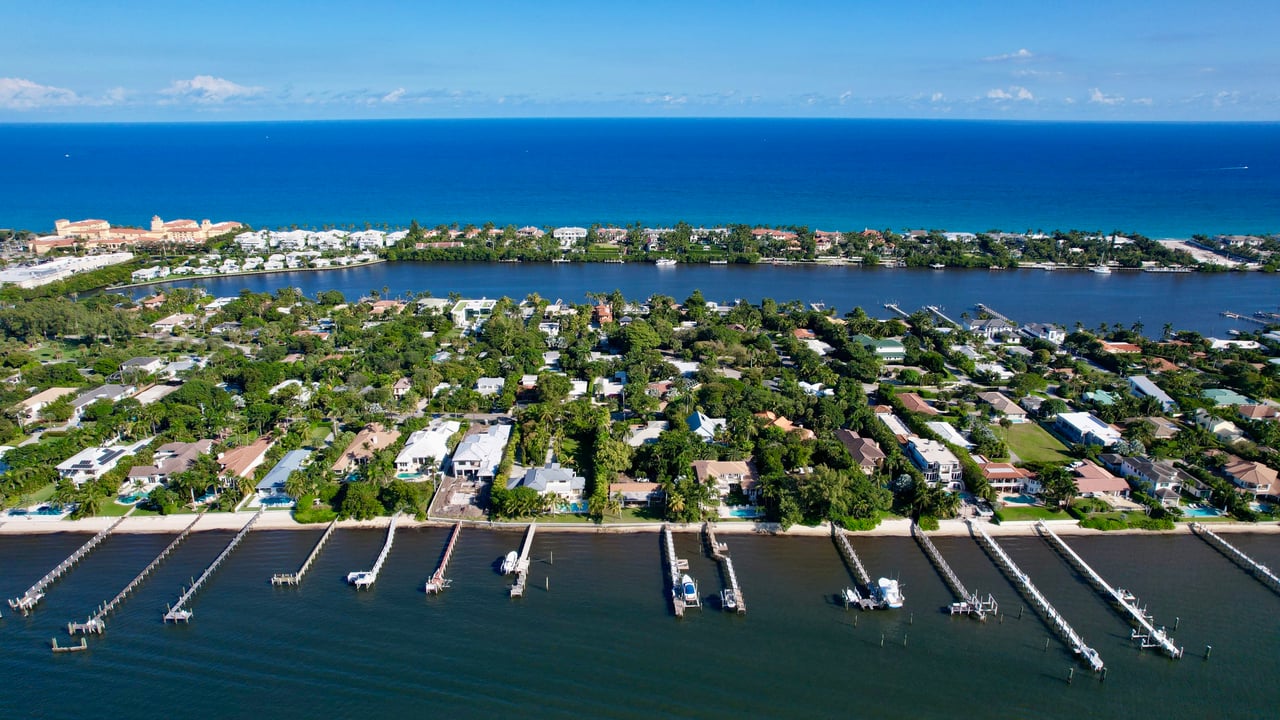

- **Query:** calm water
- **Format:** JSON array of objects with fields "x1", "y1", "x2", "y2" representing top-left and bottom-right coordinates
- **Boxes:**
[
  {"x1": 160, "y1": 261, "x2": 1278, "y2": 336},
  {"x1": 2, "y1": 119, "x2": 1279, "y2": 236},
  {"x1": 0, "y1": 527, "x2": 1277, "y2": 719}
]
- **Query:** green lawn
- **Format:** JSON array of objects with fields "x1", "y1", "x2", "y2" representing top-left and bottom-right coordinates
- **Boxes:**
[
  {"x1": 1003, "y1": 422, "x2": 1073, "y2": 464},
  {"x1": 20, "y1": 482, "x2": 56, "y2": 506},
  {"x1": 997, "y1": 505, "x2": 1072, "y2": 522}
]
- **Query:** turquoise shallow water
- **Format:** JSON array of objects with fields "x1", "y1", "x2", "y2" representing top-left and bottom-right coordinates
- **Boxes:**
[
  {"x1": 1, "y1": 528, "x2": 1277, "y2": 719},
  {"x1": 2, "y1": 119, "x2": 1278, "y2": 236}
]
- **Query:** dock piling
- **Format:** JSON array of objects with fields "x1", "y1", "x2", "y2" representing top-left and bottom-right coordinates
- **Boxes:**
[
  {"x1": 164, "y1": 510, "x2": 264, "y2": 623},
  {"x1": 10, "y1": 509, "x2": 134, "y2": 614},
  {"x1": 424, "y1": 521, "x2": 462, "y2": 594},
  {"x1": 271, "y1": 517, "x2": 337, "y2": 586},
  {"x1": 509, "y1": 523, "x2": 536, "y2": 598},
  {"x1": 1191, "y1": 523, "x2": 1280, "y2": 595},
  {"x1": 348, "y1": 512, "x2": 400, "y2": 590}
]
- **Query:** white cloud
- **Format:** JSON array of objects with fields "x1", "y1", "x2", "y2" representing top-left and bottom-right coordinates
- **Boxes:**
[
  {"x1": 987, "y1": 86, "x2": 1034, "y2": 101},
  {"x1": 838, "y1": 90, "x2": 853, "y2": 104},
  {"x1": 162, "y1": 75, "x2": 262, "y2": 103},
  {"x1": 984, "y1": 48, "x2": 1034, "y2": 62},
  {"x1": 1132, "y1": 97, "x2": 1153, "y2": 106},
  {"x1": 381, "y1": 88, "x2": 406, "y2": 103},
  {"x1": 1088, "y1": 87, "x2": 1124, "y2": 105},
  {"x1": 1213, "y1": 90, "x2": 1240, "y2": 107},
  {"x1": 930, "y1": 92, "x2": 944, "y2": 102},
  {"x1": 0, "y1": 77, "x2": 81, "y2": 109}
]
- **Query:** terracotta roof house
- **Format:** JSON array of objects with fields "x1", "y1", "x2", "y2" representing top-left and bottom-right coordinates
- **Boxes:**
[
  {"x1": 1238, "y1": 404, "x2": 1279, "y2": 421},
  {"x1": 1099, "y1": 341, "x2": 1142, "y2": 354},
  {"x1": 691, "y1": 459, "x2": 761, "y2": 501},
  {"x1": 833, "y1": 429, "x2": 886, "y2": 474},
  {"x1": 977, "y1": 461, "x2": 1038, "y2": 494},
  {"x1": 217, "y1": 436, "x2": 274, "y2": 481},
  {"x1": 1224, "y1": 459, "x2": 1278, "y2": 496},
  {"x1": 899, "y1": 392, "x2": 940, "y2": 416},
  {"x1": 754, "y1": 411, "x2": 816, "y2": 441},
  {"x1": 1072, "y1": 461, "x2": 1130, "y2": 497},
  {"x1": 792, "y1": 328, "x2": 816, "y2": 340},
  {"x1": 331, "y1": 423, "x2": 401, "y2": 474}
]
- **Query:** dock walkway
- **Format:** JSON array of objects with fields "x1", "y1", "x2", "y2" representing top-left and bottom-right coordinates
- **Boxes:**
[
  {"x1": 975, "y1": 303, "x2": 1013, "y2": 323},
  {"x1": 663, "y1": 525, "x2": 689, "y2": 618},
  {"x1": 832, "y1": 525, "x2": 883, "y2": 609},
  {"x1": 424, "y1": 521, "x2": 462, "y2": 594},
  {"x1": 1191, "y1": 522, "x2": 1280, "y2": 595},
  {"x1": 348, "y1": 512, "x2": 399, "y2": 590},
  {"x1": 271, "y1": 518, "x2": 338, "y2": 586},
  {"x1": 971, "y1": 521, "x2": 1103, "y2": 672},
  {"x1": 509, "y1": 523, "x2": 536, "y2": 598},
  {"x1": 1037, "y1": 522, "x2": 1182, "y2": 658},
  {"x1": 164, "y1": 510, "x2": 264, "y2": 623},
  {"x1": 883, "y1": 303, "x2": 911, "y2": 319},
  {"x1": 68, "y1": 512, "x2": 204, "y2": 635},
  {"x1": 911, "y1": 522, "x2": 996, "y2": 619},
  {"x1": 704, "y1": 523, "x2": 746, "y2": 614},
  {"x1": 10, "y1": 508, "x2": 134, "y2": 614},
  {"x1": 925, "y1": 305, "x2": 960, "y2": 328}
]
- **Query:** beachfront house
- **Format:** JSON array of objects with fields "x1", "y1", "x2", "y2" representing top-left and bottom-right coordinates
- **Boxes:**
[
  {"x1": 905, "y1": 437, "x2": 963, "y2": 491},
  {"x1": 1021, "y1": 323, "x2": 1066, "y2": 344},
  {"x1": 692, "y1": 459, "x2": 761, "y2": 504},
  {"x1": 331, "y1": 423, "x2": 401, "y2": 475},
  {"x1": 1118, "y1": 456, "x2": 1204, "y2": 507},
  {"x1": 1054, "y1": 412, "x2": 1122, "y2": 447},
  {"x1": 394, "y1": 419, "x2": 461, "y2": 475},
  {"x1": 966, "y1": 318, "x2": 1017, "y2": 341},
  {"x1": 509, "y1": 463, "x2": 587, "y2": 508},
  {"x1": 1072, "y1": 461, "x2": 1130, "y2": 498},
  {"x1": 451, "y1": 424, "x2": 512, "y2": 480},
  {"x1": 834, "y1": 430, "x2": 886, "y2": 475},
  {"x1": 257, "y1": 449, "x2": 311, "y2": 500},
  {"x1": 608, "y1": 481, "x2": 664, "y2": 508},
  {"x1": 57, "y1": 439, "x2": 151, "y2": 488},
  {"x1": 217, "y1": 436, "x2": 274, "y2": 484},
  {"x1": 977, "y1": 460, "x2": 1039, "y2": 495},
  {"x1": 126, "y1": 439, "x2": 214, "y2": 487},
  {"x1": 1223, "y1": 458, "x2": 1277, "y2": 497}
]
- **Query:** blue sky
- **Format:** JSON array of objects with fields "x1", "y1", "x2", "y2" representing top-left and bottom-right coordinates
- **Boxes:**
[{"x1": 2, "y1": 0, "x2": 1276, "y2": 121}]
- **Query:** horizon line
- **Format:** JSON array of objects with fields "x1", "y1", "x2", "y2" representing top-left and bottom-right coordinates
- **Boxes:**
[{"x1": 1, "y1": 116, "x2": 1278, "y2": 127}]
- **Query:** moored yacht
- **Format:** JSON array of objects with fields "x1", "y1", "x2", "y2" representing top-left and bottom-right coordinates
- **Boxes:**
[
  {"x1": 655, "y1": 258, "x2": 677, "y2": 267},
  {"x1": 500, "y1": 551, "x2": 518, "y2": 575},
  {"x1": 876, "y1": 577, "x2": 904, "y2": 609},
  {"x1": 681, "y1": 574, "x2": 698, "y2": 603}
]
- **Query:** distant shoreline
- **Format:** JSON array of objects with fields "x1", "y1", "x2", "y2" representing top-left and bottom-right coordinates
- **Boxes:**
[
  {"x1": 111, "y1": 257, "x2": 386, "y2": 292},
  {"x1": 3, "y1": 512, "x2": 1276, "y2": 538}
]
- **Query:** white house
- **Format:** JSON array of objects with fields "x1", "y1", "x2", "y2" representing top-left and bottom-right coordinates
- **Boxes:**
[
  {"x1": 1127, "y1": 375, "x2": 1176, "y2": 412},
  {"x1": 57, "y1": 439, "x2": 150, "y2": 487},
  {"x1": 451, "y1": 424, "x2": 512, "y2": 479},
  {"x1": 71, "y1": 383, "x2": 135, "y2": 418},
  {"x1": 510, "y1": 463, "x2": 587, "y2": 506},
  {"x1": 906, "y1": 437, "x2": 963, "y2": 491},
  {"x1": 552, "y1": 226, "x2": 588, "y2": 249},
  {"x1": 1054, "y1": 412, "x2": 1122, "y2": 447},
  {"x1": 687, "y1": 411, "x2": 726, "y2": 442},
  {"x1": 394, "y1": 420, "x2": 461, "y2": 475},
  {"x1": 451, "y1": 298, "x2": 497, "y2": 329},
  {"x1": 475, "y1": 377, "x2": 506, "y2": 397}
]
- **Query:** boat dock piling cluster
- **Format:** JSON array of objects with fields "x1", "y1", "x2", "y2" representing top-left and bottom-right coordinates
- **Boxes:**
[
  {"x1": 271, "y1": 518, "x2": 338, "y2": 586},
  {"x1": 10, "y1": 509, "x2": 134, "y2": 615},
  {"x1": 424, "y1": 521, "x2": 461, "y2": 594},
  {"x1": 68, "y1": 512, "x2": 205, "y2": 635},
  {"x1": 911, "y1": 522, "x2": 996, "y2": 620},
  {"x1": 971, "y1": 521, "x2": 1104, "y2": 672},
  {"x1": 1191, "y1": 522, "x2": 1280, "y2": 595},
  {"x1": 704, "y1": 523, "x2": 746, "y2": 614},
  {"x1": 1036, "y1": 522, "x2": 1182, "y2": 658},
  {"x1": 662, "y1": 525, "x2": 689, "y2": 618},
  {"x1": 832, "y1": 525, "x2": 885, "y2": 610},
  {"x1": 347, "y1": 512, "x2": 399, "y2": 590},
  {"x1": 509, "y1": 523, "x2": 536, "y2": 598},
  {"x1": 164, "y1": 509, "x2": 264, "y2": 623}
]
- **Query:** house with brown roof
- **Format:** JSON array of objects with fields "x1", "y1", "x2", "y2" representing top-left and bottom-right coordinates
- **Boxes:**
[
  {"x1": 975, "y1": 460, "x2": 1038, "y2": 494},
  {"x1": 792, "y1": 328, "x2": 816, "y2": 340},
  {"x1": 833, "y1": 429, "x2": 886, "y2": 474},
  {"x1": 1099, "y1": 341, "x2": 1142, "y2": 355},
  {"x1": 331, "y1": 423, "x2": 401, "y2": 474},
  {"x1": 14, "y1": 386, "x2": 78, "y2": 424},
  {"x1": 1223, "y1": 459, "x2": 1278, "y2": 497},
  {"x1": 128, "y1": 439, "x2": 215, "y2": 485},
  {"x1": 1072, "y1": 461, "x2": 1130, "y2": 498},
  {"x1": 217, "y1": 436, "x2": 274, "y2": 481},
  {"x1": 899, "y1": 392, "x2": 940, "y2": 416},
  {"x1": 977, "y1": 391, "x2": 1028, "y2": 423},
  {"x1": 691, "y1": 460, "x2": 761, "y2": 502},
  {"x1": 754, "y1": 411, "x2": 816, "y2": 441},
  {"x1": 1238, "y1": 404, "x2": 1279, "y2": 421}
]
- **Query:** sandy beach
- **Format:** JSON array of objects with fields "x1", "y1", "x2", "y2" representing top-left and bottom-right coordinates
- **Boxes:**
[{"x1": 2, "y1": 511, "x2": 1277, "y2": 538}]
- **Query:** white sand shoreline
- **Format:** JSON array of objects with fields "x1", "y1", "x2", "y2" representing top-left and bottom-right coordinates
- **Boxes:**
[{"x1": 2, "y1": 512, "x2": 1277, "y2": 538}]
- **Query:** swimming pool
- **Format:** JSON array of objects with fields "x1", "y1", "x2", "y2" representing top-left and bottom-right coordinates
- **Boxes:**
[
  {"x1": 1003, "y1": 495, "x2": 1039, "y2": 506},
  {"x1": 1182, "y1": 505, "x2": 1222, "y2": 518},
  {"x1": 727, "y1": 507, "x2": 764, "y2": 519},
  {"x1": 260, "y1": 496, "x2": 294, "y2": 506}
]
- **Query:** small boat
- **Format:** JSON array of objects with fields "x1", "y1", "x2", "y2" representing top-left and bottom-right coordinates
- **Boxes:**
[
  {"x1": 655, "y1": 258, "x2": 677, "y2": 267},
  {"x1": 949, "y1": 601, "x2": 973, "y2": 615},
  {"x1": 841, "y1": 587, "x2": 861, "y2": 605},
  {"x1": 551, "y1": 258, "x2": 570, "y2": 263},
  {"x1": 721, "y1": 589, "x2": 737, "y2": 611},
  {"x1": 930, "y1": 263, "x2": 946, "y2": 269},
  {"x1": 681, "y1": 574, "x2": 698, "y2": 603},
  {"x1": 1115, "y1": 587, "x2": 1137, "y2": 604},
  {"x1": 500, "y1": 551, "x2": 518, "y2": 575},
  {"x1": 346, "y1": 571, "x2": 371, "y2": 585},
  {"x1": 1090, "y1": 265, "x2": 1112, "y2": 274},
  {"x1": 876, "y1": 577, "x2": 904, "y2": 609},
  {"x1": 709, "y1": 259, "x2": 728, "y2": 265}
]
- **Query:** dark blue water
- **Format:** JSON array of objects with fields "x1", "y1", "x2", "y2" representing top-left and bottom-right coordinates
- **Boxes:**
[
  {"x1": 2, "y1": 119, "x2": 1278, "y2": 236},
  {"x1": 160, "y1": 261, "x2": 1278, "y2": 337}
]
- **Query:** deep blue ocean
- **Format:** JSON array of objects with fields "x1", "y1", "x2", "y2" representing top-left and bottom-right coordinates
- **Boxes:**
[{"x1": 1, "y1": 119, "x2": 1278, "y2": 237}]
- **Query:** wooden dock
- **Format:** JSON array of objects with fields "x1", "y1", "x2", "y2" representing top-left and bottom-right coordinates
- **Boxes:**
[
  {"x1": 163, "y1": 510, "x2": 264, "y2": 623},
  {"x1": 424, "y1": 522, "x2": 462, "y2": 594},
  {"x1": 347, "y1": 512, "x2": 400, "y2": 590},
  {"x1": 911, "y1": 522, "x2": 996, "y2": 620},
  {"x1": 974, "y1": 303, "x2": 1013, "y2": 323},
  {"x1": 68, "y1": 512, "x2": 204, "y2": 635},
  {"x1": 663, "y1": 525, "x2": 689, "y2": 618},
  {"x1": 51, "y1": 637, "x2": 88, "y2": 654},
  {"x1": 509, "y1": 523, "x2": 536, "y2": 598},
  {"x1": 271, "y1": 518, "x2": 338, "y2": 586},
  {"x1": 883, "y1": 303, "x2": 911, "y2": 319},
  {"x1": 1037, "y1": 522, "x2": 1182, "y2": 658},
  {"x1": 924, "y1": 305, "x2": 959, "y2": 328},
  {"x1": 10, "y1": 508, "x2": 134, "y2": 614},
  {"x1": 1191, "y1": 522, "x2": 1280, "y2": 595},
  {"x1": 832, "y1": 525, "x2": 884, "y2": 609},
  {"x1": 704, "y1": 523, "x2": 746, "y2": 614},
  {"x1": 971, "y1": 521, "x2": 1104, "y2": 672}
]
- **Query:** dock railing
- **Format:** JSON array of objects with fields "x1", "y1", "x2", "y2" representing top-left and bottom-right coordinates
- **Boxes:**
[
  {"x1": 704, "y1": 523, "x2": 746, "y2": 614},
  {"x1": 912, "y1": 521, "x2": 996, "y2": 619},
  {"x1": 425, "y1": 521, "x2": 462, "y2": 594},
  {"x1": 663, "y1": 525, "x2": 687, "y2": 618},
  {"x1": 1191, "y1": 522, "x2": 1280, "y2": 595},
  {"x1": 11, "y1": 508, "x2": 134, "y2": 614},
  {"x1": 272, "y1": 518, "x2": 338, "y2": 586},
  {"x1": 348, "y1": 512, "x2": 400, "y2": 590},
  {"x1": 509, "y1": 523, "x2": 536, "y2": 598},
  {"x1": 164, "y1": 510, "x2": 264, "y2": 623}
]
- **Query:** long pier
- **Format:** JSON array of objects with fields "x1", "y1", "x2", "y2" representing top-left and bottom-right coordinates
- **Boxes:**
[
  {"x1": 883, "y1": 303, "x2": 911, "y2": 319},
  {"x1": 911, "y1": 522, "x2": 996, "y2": 619},
  {"x1": 1037, "y1": 522, "x2": 1182, "y2": 658},
  {"x1": 348, "y1": 512, "x2": 399, "y2": 590},
  {"x1": 509, "y1": 523, "x2": 536, "y2": 598},
  {"x1": 272, "y1": 518, "x2": 339, "y2": 586},
  {"x1": 68, "y1": 512, "x2": 204, "y2": 635},
  {"x1": 704, "y1": 523, "x2": 746, "y2": 614},
  {"x1": 1191, "y1": 523, "x2": 1280, "y2": 595},
  {"x1": 925, "y1": 305, "x2": 960, "y2": 328},
  {"x1": 970, "y1": 521, "x2": 1104, "y2": 672},
  {"x1": 832, "y1": 524, "x2": 883, "y2": 609},
  {"x1": 10, "y1": 509, "x2": 134, "y2": 614},
  {"x1": 424, "y1": 521, "x2": 462, "y2": 594},
  {"x1": 1220, "y1": 311, "x2": 1269, "y2": 327},
  {"x1": 663, "y1": 525, "x2": 688, "y2": 618},
  {"x1": 974, "y1": 303, "x2": 1013, "y2": 323},
  {"x1": 164, "y1": 510, "x2": 264, "y2": 623}
]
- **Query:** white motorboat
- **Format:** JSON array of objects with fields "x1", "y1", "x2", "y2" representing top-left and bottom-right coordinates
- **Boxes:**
[
  {"x1": 876, "y1": 577, "x2": 904, "y2": 609},
  {"x1": 500, "y1": 551, "x2": 518, "y2": 575},
  {"x1": 1090, "y1": 265, "x2": 1112, "y2": 274},
  {"x1": 681, "y1": 574, "x2": 698, "y2": 603},
  {"x1": 655, "y1": 258, "x2": 677, "y2": 267},
  {"x1": 346, "y1": 571, "x2": 371, "y2": 585},
  {"x1": 721, "y1": 589, "x2": 737, "y2": 611},
  {"x1": 709, "y1": 259, "x2": 728, "y2": 265}
]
